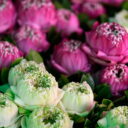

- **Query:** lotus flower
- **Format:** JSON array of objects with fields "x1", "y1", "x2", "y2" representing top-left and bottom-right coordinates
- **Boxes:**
[
  {"x1": 0, "y1": 93, "x2": 18, "y2": 127},
  {"x1": 97, "y1": 106, "x2": 128, "y2": 128},
  {"x1": 101, "y1": 0, "x2": 124, "y2": 6},
  {"x1": 0, "y1": 0, "x2": 16, "y2": 33},
  {"x1": 56, "y1": 9, "x2": 82, "y2": 35},
  {"x1": 71, "y1": 0, "x2": 101, "y2": 4},
  {"x1": 14, "y1": 25, "x2": 50, "y2": 54},
  {"x1": 100, "y1": 64, "x2": 128, "y2": 96},
  {"x1": 17, "y1": 0, "x2": 57, "y2": 31},
  {"x1": 61, "y1": 82, "x2": 95, "y2": 116},
  {"x1": 51, "y1": 39, "x2": 91, "y2": 76},
  {"x1": 82, "y1": 22, "x2": 128, "y2": 65},
  {"x1": 80, "y1": 2, "x2": 106, "y2": 19},
  {"x1": 8, "y1": 59, "x2": 46, "y2": 86},
  {"x1": 115, "y1": 10, "x2": 128, "y2": 32},
  {"x1": 21, "y1": 106, "x2": 73, "y2": 128},
  {"x1": 11, "y1": 71, "x2": 64, "y2": 109},
  {"x1": 0, "y1": 41, "x2": 23, "y2": 69}
]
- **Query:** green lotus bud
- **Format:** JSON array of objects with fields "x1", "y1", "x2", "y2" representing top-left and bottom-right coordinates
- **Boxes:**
[
  {"x1": 8, "y1": 59, "x2": 46, "y2": 86},
  {"x1": 61, "y1": 82, "x2": 95, "y2": 115},
  {"x1": 22, "y1": 106, "x2": 73, "y2": 128},
  {"x1": 115, "y1": 10, "x2": 128, "y2": 32},
  {"x1": 97, "y1": 106, "x2": 128, "y2": 128},
  {"x1": 11, "y1": 72, "x2": 64, "y2": 109},
  {"x1": 0, "y1": 93, "x2": 18, "y2": 127}
]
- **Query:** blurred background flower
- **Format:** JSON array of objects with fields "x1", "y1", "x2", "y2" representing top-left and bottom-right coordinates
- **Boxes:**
[
  {"x1": 0, "y1": 0, "x2": 16, "y2": 34},
  {"x1": 56, "y1": 9, "x2": 82, "y2": 35},
  {"x1": 115, "y1": 10, "x2": 128, "y2": 32},
  {"x1": 14, "y1": 25, "x2": 50, "y2": 55},
  {"x1": 17, "y1": 0, "x2": 57, "y2": 31},
  {"x1": 0, "y1": 41, "x2": 23, "y2": 69}
]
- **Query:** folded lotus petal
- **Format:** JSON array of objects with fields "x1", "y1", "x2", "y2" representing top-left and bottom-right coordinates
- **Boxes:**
[
  {"x1": 17, "y1": 0, "x2": 57, "y2": 31},
  {"x1": 56, "y1": 9, "x2": 82, "y2": 35},
  {"x1": 51, "y1": 39, "x2": 91, "y2": 76},
  {"x1": 14, "y1": 25, "x2": 50, "y2": 55},
  {"x1": 100, "y1": 64, "x2": 128, "y2": 96},
  {"x1": 0, "y1": 0, "x2": 16, "y2": 33},
  {"x1": 0, "y1": 41, "x2": 23, "y2": 69},
  {"x1": 83, "y1": 22, "x2": 128, "y2": 65}
]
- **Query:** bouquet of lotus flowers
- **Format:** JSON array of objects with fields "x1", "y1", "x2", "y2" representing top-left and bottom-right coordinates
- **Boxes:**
[{"x1": 0, "y1": 0, "x2": 128, "y2": 127}]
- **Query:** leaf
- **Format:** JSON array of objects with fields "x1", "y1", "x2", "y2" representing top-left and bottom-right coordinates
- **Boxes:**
[
  {"x1": 101, "y1": 99, "x2": 114, "y2": 110},
  {"x1": 26, "y1": 50, "x2": 43, "y2": 64},
  {"x1": 84, "y1": 119, "x2": 92, "y2": 128},
  {"x1": 70, "y1": 114, "x2": 85, "y2": 123},
  {"x1": 3, "y1": 35, "x2": 16, "y2": 44},
  {"x1": 122, "y1": 1, "x2": 128, "y2": 10},
  {"x1": 0, "y1": 84, "x2": 10, "y2": 93},
  {"x1": 19, "y1": 107, "x2": 31, "y2": 115},
  {"x1": 125, "y1": 90, "x2": 128, "y2": 99},
  {"x1": 95, "y1": 84, "x2": 112, "y2": 100},
  {"x1": 5, "y1": 89, "x2": 14, "y2": 100},
  {"x1": 58, "y1": 75, "x2": 69, "y2": 88},
  {"x1": 109, "y1": 17, "x2": 117, "y2": 23},
  {"x1": 10, "y1": 58, "x2": 23, "y2": 67},
  {"x1": 54, "y1": 1, "x2": 64, "y2": 9},
  {"x1": 0, "y1": 68, "x2": 9, "y2": 84},
  {"x1": 78, "y1": 13, "x2": 88, "y2": 24},
  {"x1": 81, "y1": 73, "x2": 95, "y2": 90},
  {"x1": 100, "y1": 14, "x2": 108, "y2": 23},
  {"x1": 62, "y1": 0, "x2": 71, "y2": 9}
]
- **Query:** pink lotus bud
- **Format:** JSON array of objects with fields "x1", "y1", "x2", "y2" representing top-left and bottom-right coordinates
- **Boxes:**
[
  {"x1": 56, "y1": 9, "x2": 82, "y2": 35},
  {"x1": 72, "y1": 2, "x2": 106, "y2": 19},
  {"x1": 0, "y1": 0, "x2": 16, "y2": 33},
  {"x1": 100, "y1": 64, "x2": 128, "y2": 96},
  {"x1": 17, "y1": 0, "x2": 57, "y2": 32},
  {"x1": 82, "y1": 22, "x2": 128, "y2": 65},
  {"x1": 51, "y1": 39, "x2": 91, "y2": 76},
  {"x1": 101, "y1": 0, "x2": 124, "y2": 6},
  {"x1": 0, "y1": 41, "x2": 23, "y2": 69},
  {"x1": 81, "y1": 2, "x2": 106, "y2": 19},
  {"x1": 14, "y1": 25, "x2": 50, "y2": 55},
  {"x1": 71, "y1": 0, "x2": 85, "y2": 4},
  {"x1": 71, "y1": 0, "x2": 101, "y2": 4}
]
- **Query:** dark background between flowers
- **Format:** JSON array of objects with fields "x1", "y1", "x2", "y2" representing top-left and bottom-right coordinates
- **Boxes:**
[{"x1": 0, "y1": 0, "x2": 128, "y2": 128}]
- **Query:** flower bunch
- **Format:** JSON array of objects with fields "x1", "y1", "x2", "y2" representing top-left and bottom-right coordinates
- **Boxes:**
[{"x1": 0, "y1": 0, "x2": 127, "y2": 128}]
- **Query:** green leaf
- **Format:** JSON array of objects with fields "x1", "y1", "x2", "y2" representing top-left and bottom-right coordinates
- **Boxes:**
[
  {"x1": 19, "y1": 107, "x2": 31, "y2": 115},
  {"x1": 3, "y1": 35, "x2": 16, "y2": 44},
  {"x1": 10, "y1": 57, "x2": 23, "y2": 67},
  {"x1": 58, "y1": 75, "x2": 69, "y2": 88},
  {"x1": 26, "y1": 50, "x2": 43, "y2": 64},
  {"x1": 0, "y1": 68, "x2": 9, "y2": 84},
  {"x1": 102, "y1": 99, "x2": 114, "y2": 110},
  {"x1": 95, "y1": 84, "x2": 112, "y2": 100},
  {"x1": 81, "y1": 73, "x2": 95, "y2": 90},
  {"x1": 122, "y1": 2, "x2": 128, "y2": 10},
  {"x1": 54, "y1": 1, "x2": 64, "y2": 9},
  {"x1": 62, "y1": 0, "x2": 71, "y2": 9},
  {"x1": 84, "y1": 119, "x2": 92, "y2": 128},
  {"x1": 78, "y1": 13, "x2": 89, "y2": 23},
  {"x1": 5, "y1": 89, "x2": 14, "y2": 100},
  {"x1": 125, "y1": 90, "x2": 128, "y2": 99},
  {"x1": 0, "y1": 84, "x2": 10, "y2": 93},
  {"x1": 109, "y1": 17, "x2": 117, "y2": 23},
  {"x1": 100, "y1": 14, "x2": 108, "y2": 23},
  {"x1": 70, "y1": 114, "x2": 85, "y2": 123}
]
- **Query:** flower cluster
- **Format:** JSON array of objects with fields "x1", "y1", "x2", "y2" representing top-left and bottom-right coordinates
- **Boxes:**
[{"x1": 0, "y1": 0, "x2": 127, "y2": 128}]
